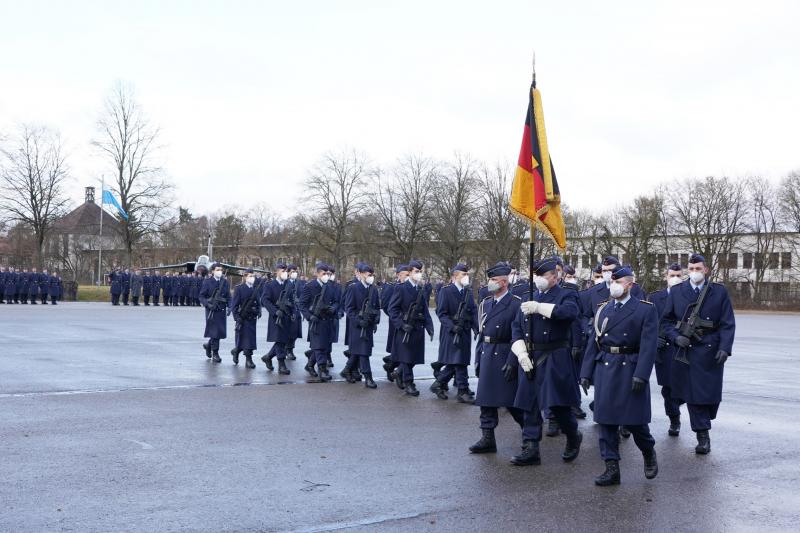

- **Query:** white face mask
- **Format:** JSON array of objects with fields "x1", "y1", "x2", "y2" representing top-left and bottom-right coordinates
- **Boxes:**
[
  {"x1": 411, "y1": 271, "x2": 423, "y2": 282},
  {"x1": 487, "y1": 280, "x2": 501, "y2": 293},
  {"x1": 667, "y1": 275, "x2": 683, "y2": 287},
  {"x1": 320, "y1": 274, "x2": 330, "y2": 284},
  {"x1": 365, "y1": 275, "x2": 375, "y2": 285},
  {"x1": 279, "y1": 271, "x2": 288, "y2": 281},
  {"x1": 689, "y1": 271, "x2": 705, "y2": 284},
  {"x1": 460, "y1": 275, "x2": 470, "y2": 287},
  {"x1": 593, "y1": 277, "x2": 604, "y2": 285},
  {"x1": 329, "y1": 274, "x2": 336, "y2": 281},
  {"x1": 609, "y1": 281, "x2": 625, "y2": 299},
  {"x1": 533, "y1": 275, "x2": 550, "y2": 291},
  {"x1": 213, "y1": 270, "x2": 223, "y2": 279},
  {"x1": 564, "y1": 277, "x2": 578, "y2": 285},
  {"x1": 246, "y1": 276, "x2": 255, "y2": 286},
  {"x1": 509, "y1": 273, "x2": 518, "y2": 285},
  {"x1": 290, "y1": 272, "x2": 298, "y2": 280},
  {"x1": 602, "y1": 271, "x2": 612, "y2": 282}
]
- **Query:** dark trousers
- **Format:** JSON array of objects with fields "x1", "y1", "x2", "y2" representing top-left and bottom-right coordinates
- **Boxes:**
[
  {"x1": 132, "y1": 296, "x2": 139, "y2": 306},
  {"x1": 153, "y1": 292, "x2": 160, "y2": 305},
  {"x1": 29, "y1": 294, "x2": 38, "y2": 304},
  {"x1": 661, "y1": 386, "x2": 682, "y2": 418},
  {"x1": 111, "y1": 294, "x2": 120, "y2": 305},
  {"x1": 522, "y1": 405, "x2": 578, "y2": 441},
  {"x1": 287, "y1": 338, "x2": 296, "y2": 353},
  {"x1": 207, "y1": 338, "x2": 220, "y2": 351},
  {"x1": 50, "y1": 295, "x2": 57, "y2": 304},
  {"x1": 122, "y1": 292, "x2": 129, "y2": 305},
  {"x1": 144, "y1": 294, "x2": 150, "y2": 305},
  {"x1": 398, "y1": 362, "x2": 416, "y2": 384},
  {"x1": 687, "y1": 403, "x2": 719, "y2": 431},
  {"x1": 346, "y1": 353, "x2": 372, "y2": 373},
  {"x1": 598, "y1": 424, "x2": 655, "y2": 461},
  {"x1": 437, "y1": 364, "x2": 469, "y2": 390},
  {"x1": 40, "y1": 293, "x2": 47, "y2": 304},
  {"x1": 268, "y1": 342, "x2": 287, "y2": 361},
  {"x1": 480, "y1": 406, "x2": 525, "y2": 430},
  {"x1": 311, "y1": 348, "x2": 331, "y2": 368}
]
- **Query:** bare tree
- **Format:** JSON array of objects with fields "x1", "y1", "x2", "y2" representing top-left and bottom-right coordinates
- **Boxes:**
[
  {"x1": 0, "y1": 124, "x2": 71, "y2": 267},
  {"x1": 606, "y1": 194, "x2": 664, "y2": 292},
  {"x1": 740, "y1": 176, "x2": 781, "y2": 302},
  {"x1": 778, "y1": 170, "x2": 800, "y2": 283},
  {"x1": 299, "y1": 148, "x2": 369, "y2": 269},
  {"x1": 93, "y1": 81, "x2": 173, "y2": 262},
  {"x1": 430, "y1": 152, "x2": 480, "y2": 273},
  {"x1": 476, "y1": 162, "x2": 527, "y2": 269},
  {"x1": 372, "y1": 153, "x2": 438, "y2": 260}
]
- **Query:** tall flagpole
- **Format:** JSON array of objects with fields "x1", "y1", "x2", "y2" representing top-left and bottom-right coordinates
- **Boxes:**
[
  {"x1": 526, "y1": 52, "x2": 537, "y2": 380},
  {"x1": 98, "y1": 175, "x2": 104, "y2": 286}
]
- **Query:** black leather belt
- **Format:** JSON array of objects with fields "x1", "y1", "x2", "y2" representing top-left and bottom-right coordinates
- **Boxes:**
[
  {"x1": 600, "y1": 345, "x2": 639, "y2": 354},
  {"x1": 483, "y1": 336, "x2": 511, "y2": 344},
  {"x1": 529, "y1": 340, "x2": 570, "y2": 351}
]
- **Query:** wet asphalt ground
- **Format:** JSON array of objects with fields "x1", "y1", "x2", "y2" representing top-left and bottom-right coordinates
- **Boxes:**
[{"x1": 1, "y1": 302, "x2": 799, "y2": 532}]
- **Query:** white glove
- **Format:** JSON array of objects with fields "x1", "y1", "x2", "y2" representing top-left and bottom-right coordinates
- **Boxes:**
[
  {"x1": 520, "y1": 301, "x2": 539, "y2": 315},
  {"x1": 511, "y1": 339, "x2": 533, "y2": 372},
  {"x1": 536, "y1": 302, "x2": 555, "y2": 318}
]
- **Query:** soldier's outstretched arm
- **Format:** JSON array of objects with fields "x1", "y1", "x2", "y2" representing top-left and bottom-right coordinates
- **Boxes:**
[
  {"x1": 634, "y1": 304, "x2": 659, "y2": 382},
  {"x1": 717, "y1": 287, "x2": 736, "y2": 356}
]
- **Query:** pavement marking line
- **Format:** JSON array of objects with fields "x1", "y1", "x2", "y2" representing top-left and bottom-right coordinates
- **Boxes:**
[
  {"x1": 0, "y1": 377, "x2": 439, "y2": 399},
  {"x1": 290, "y1": 511, "x2": 426, "y2": 532}
]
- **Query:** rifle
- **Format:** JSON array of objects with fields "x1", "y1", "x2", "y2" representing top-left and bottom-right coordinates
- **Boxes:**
[
  {"x1": 308, "y1": 282, "x2": 329, "y2": 336},
  {"x1": 235, "y1": 278, "x2": 263, "y2": 332},
  {"x1": 402, "y1": 286, "x2": 427, "y2": 344},
  {"x1": 205, "y1": 279, "x2": 227, "y2": 321},
  {"x1": 674, "y1": 282, "x2": 714, "y2": 365},
  {"x1": 275, "y1": 281, "x2": 295, "y2": 327},
  {"x1": 451, "y1": 287, "x2": 471, "y2": 346},
  {"x1": 358, "y1": 284, "x2": 380, "y2": 339}
]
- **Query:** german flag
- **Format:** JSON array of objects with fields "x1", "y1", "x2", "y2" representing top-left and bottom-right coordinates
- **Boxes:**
[{"x1": 509, "y1": 81, "x2": 566, "y2": 250}]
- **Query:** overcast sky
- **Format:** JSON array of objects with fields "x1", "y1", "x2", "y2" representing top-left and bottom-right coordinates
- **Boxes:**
[{"x1": 1, "y1": 1, "x2": 798, "y2": 217}]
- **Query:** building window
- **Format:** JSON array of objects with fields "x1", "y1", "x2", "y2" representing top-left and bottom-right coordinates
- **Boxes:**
[
  {"x1": 679, "y1": 254, "x2": 688, "y2": 268},
  {"x1": 657, "y1": 254, "x2": 666, "y2": 270},
  {"x1": 769, "y1": 252, "x2": 779, "y2": 269},
  {"x1": 582, "y1": 255, "x2": 592, "y2": 268},
  {"x1": 743, "y1": 252, "x2": 753, "y2": 269},
  {"x1": 781, "y1": 252, "x2": 792, "y2": 270},
  {"x1": 718, "y1": 253, "x2": 738, "y2": 269}
]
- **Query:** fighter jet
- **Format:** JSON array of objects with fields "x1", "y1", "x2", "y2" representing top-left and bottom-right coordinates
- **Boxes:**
[{"x1": 140, "y1": 235, "x2": 270, "y2": 278}]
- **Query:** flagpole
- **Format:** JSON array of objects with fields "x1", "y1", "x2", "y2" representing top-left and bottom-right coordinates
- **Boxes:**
[
  {"x1": 529, "y1": 52, "x2": 537, "y2": 301},
  {"x1": 98, "y1": 175, "x2": 104, "y2": 286}
]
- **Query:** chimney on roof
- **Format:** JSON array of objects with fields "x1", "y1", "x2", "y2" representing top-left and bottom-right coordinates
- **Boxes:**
[{"x1": 86, "y1": 186, "x2": 95, "y2": 204}]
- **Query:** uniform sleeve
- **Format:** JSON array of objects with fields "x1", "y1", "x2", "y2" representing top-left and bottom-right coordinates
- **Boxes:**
[
  {"x1": 661, "y1": 291, "x2": 680, "y2": 342},
  {"x1": 372, "y1": 289, "x2": 381, "y2": 326},
  {"x1": 716, "y1": 286, "x2": 736, "y2": 355},
  {"x1": 511, "y1": 309, "x2": 526, "y2": 344},
  {"x1": 387, "y1": 287, "x2": 405, "y2": 330},
  {"x1": 435, "y1": 289, "x2": 454, "y2": 329},
  {"x1": 551, "y1": 291, "x2": 580, "y2": 321},
  {"x1": 299, "y1": 283, "x2": 313, "y2": 320},
  {"x1": 580, "y1": 310, "x2": 600, "y2": 380},
  {"x1": 231, "y1": 286, "x2": 242, "y2": 321},
  {"x1": 261, "y1": 283, "x2": 278, "y2": 315},
  {"x1": 344, "y1": 285, "x2": 358, "y2": 322},
  {"x1": 198, "y1": 280, "x2": 209, "y2": 305},
  {"x1": 634, "y1": 303, "x2": 658, "y2": 381}
]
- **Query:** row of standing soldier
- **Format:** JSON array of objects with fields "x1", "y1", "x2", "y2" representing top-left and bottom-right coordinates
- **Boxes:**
[
  {"x1": 193, "y1": 252, "x2": 735, "y2": 487},
  {"x1": 0, "y1": 267, "x2": 63, "y2": 304},
  {"x1": 106, "y1": 268, "x2": 204, "y2": 307}
]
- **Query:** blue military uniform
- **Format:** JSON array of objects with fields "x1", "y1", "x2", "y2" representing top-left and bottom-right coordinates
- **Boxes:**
[
  {"x1": 342, "y1": 264, "x2": 381, "y2": 388},
  {"x1": 198, "y1": 267, "x2": 230, "y2": 360},
  {"x1": 142, "y1": 274, "x2": 152, "y2": 305},
  {"x1": 580, "y1": 265, "x2": 658, "y2": 484},
  {"x1": 286, "y1": 265, "x2": 304, "y2": 359},
  {"x1": 661, "y1": 254, "x2": 735, "y2": 452},
  {"x1": 48, "y1": 273, "x2": 62, "y2": 304},
  {"x1": 379, "y1": 270, "x2": 402, "y2": 380},
  {"x1": 121, "y1": 270, "x2": 130, "y2": 305},
  {"x1": 387, "y1": 264, "x2": 434, "y2": 393},
  {"x1": 432, "y1": 264, "x2": 478, "y2": 401},
  {"x1": 38, "y1": 271, "x2": 50, "y2": 304},
  {"x1": 109, "y1": 270, "x2": 123, "y2": 305},
  {"x1": 648, "y1": 276, "x2": 683, "y2": 429},
  {"x1": 299, "y1": 265, "x2": 340, "y2": 381},
  {"x1": 130, "y1": 272, "x2": 143, "y2": 306},
  {"x1": 230, "y1": 271, "x2": 261, "y2": 367},
  {"x1": 260, "y1": 265, "x2": 295, "y2": 374},
  {"x1": 151, "y1": 273, "x2": 161, "y2": 306}
]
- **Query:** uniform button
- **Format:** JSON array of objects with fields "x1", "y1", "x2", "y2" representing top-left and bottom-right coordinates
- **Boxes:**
[
  {"x1": 622, "y1": 362, "x2": 626, "y2": 365},
  {"x1": 525, "y1": 333, "x2": 529, "y2": 337},
  {"x1": 494, "y1": 351, "x2": 497, "y2": 356},
  {"x1": 623, "y1": 333, "x2": 627, "y2": 336},
  {"x1": 496, "y1": 325, "x2": 499, "y2": 328},
  {"x1": 604, "y1": 333, "x2": 608, "y2": 336},
  {"x1": 604, "y1": 362, "x2": 609, "y2": 366},
  {"x1": 543, "y1": 331, "x2": 547, "y2": 334}
]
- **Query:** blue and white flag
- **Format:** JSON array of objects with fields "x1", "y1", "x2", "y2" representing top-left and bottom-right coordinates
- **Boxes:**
[{"x1": 102, "y1": 189, "x2": 129, "y2": 220}]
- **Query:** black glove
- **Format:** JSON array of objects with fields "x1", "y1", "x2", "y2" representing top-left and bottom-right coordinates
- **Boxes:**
[
  {"x1": 715, "y1": 350, "x2": 729, "y2": 365},
  {"x1": 451, "y1": 324, "x2": 463, "y2": 335},
  {"x1": 326, "y1": 305, "x2": 337, "y2": 316},
  {"x1": 657, "y1": 337, "x2": 668, "y2": 349},
  {"x1": 580, "y1": 378, "x2": 591, "y2": 396},
  {"x1": 401, "y1": 323, "x2": 414, "y2": 333},
  {"x1": 674, "y1": 335, "x2": 691, "y2": 348},
  {"x1": 475, "y1": 364, "x2": 480, "y2": 378},
  {"x1": 275, "y1": 310, "x2": 285, "y2": 321},
  {"x1": 501, "y1": 363, "x2": 517, "y2": 382},
  {"x1": 571, "y1": 347, "x2": 582, "y2": 362},
  {"x1": 631, "y1": 377, "x2": 646, "y2": 393},
  {"x1": 308, "y1": 315, "x2": 319, "y2": 323},
  {"x1": 358, "y1": 319, "x2": 370, "y2": 329}
]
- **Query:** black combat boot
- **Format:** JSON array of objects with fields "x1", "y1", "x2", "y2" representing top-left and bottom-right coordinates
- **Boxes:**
[
  {"x1": 261, "y1": 354, "x2": 274, "y2": 371},
  {"x1": 304, "y1": 361, "x2": 318, "y2": 378},
  {"x1": 319, "y1": 363, "x2": 332, "y2": 382},
  {"x1": 619, "y1": 426, "x2": 631, "y2": 439},
  {"x1": 352, "y1": 368, "x2": 363, "y2": 381},
  {"x1": 668, "y1": 415, "x2": 681, "y2": 436},
  {"x1": 430, "y1": 361, "x2": 444, "y2": 379},
  {"x1": 384, "y1": 363, "x2": 395, "y2": 382},
  {"x1": 456, "y1": 388, "x2": 475, "y2": 404},
  {"x1": 278, "y1": 359, "x2": 290, "y2": 375},
  {"x1": 469, "y1": 429, "x2": 497, "y2": 454},
  {"x1": 695, "y1": 430, "x2": 711, "y2": 454},
  {"x1": 405, "y1": 382, "x2": 419, "y2": 396},
  {"x1": 594, "y1": 460, "x2": 621, "y2": 486},
  {"x1": 339, "y1": 367, "x2": 354, "y2": 383},
  {"x1": 304, "y1": 349, "x2": 313, "y2": 359},
  {"x1": 429, "y1": 380, "x2": 448, "y2": 400},
  {"x1": 286, "y1": 349, "x2": 296, "y2": 361},
  {"x1": 212, "y1": 351, "x2": 222, "y2": 363},
  {"x1": 510, "y1": 440, "x2": 541, "y2": 466},
  {"x1": 245, "y1": 353, "x2": 256, "y2": 369},
  {"x1": 643, "y1": 449, "x2": 658, "y2": 479},
  {"x1": 230, "y1": 348, "x2": 241, "y2": 365},
  {"x1": 572, "y1": 405, "x2": 587, "y2": 419},
  {"x1": 562, "y1": 430, "x2": 583, "y2": 462},
  {"x1": 364, "y1": 372, "x2": 377, "y2": 389},
  {"x1": 546, "y1": 418, "x2": 560, "y2": 437},
  {"x1": 203, "y1": 343, "x2": 212, "y2": 359},
  {"x1": 392, "y1": 369, "x2": 405, "y2": 390}
]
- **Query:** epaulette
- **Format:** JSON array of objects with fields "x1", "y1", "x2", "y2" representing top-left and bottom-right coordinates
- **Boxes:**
[
  {"x1": 443, "y1": 283, "x2": 453, "y2": 288},
  {"x1": 639, "y1": 300, "x2": 654, "y2": 305},
  {"x1": 512, "y1": 295, "x2": 522, "y2": 300},
  {"x1": 597, "y1": 300, "x2": 608, "y2": 307},
  {"x1": 560, "y1": 282, "x2": 578, "y2": 291},
  {"x1": 482, "y1": 295, "x2": 493, "y2": 301}
]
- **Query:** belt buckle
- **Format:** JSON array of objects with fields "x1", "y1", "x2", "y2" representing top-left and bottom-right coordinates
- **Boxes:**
[
  {"x1": 484, "y1": 336, "x2": 491, "y2": 343},
  {"x1": 609, "y1": 346, "x2": 620, "y2": 354}
]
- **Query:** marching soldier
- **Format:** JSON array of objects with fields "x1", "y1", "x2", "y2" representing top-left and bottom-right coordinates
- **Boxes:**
[
  {"x1": 562, "y1": 263, "x2": 588, "y2": 420},
  {"x1": 152, "y1": 270, "x2": 162, "y2": 306},
  {"x1": 662, "y1": 253, "x2": 735, "y2": 454},
  {"x1": 48, "y1": 271, "x2": 63, "y2": 304},
  {"x1": 199, "y1": 263, "x2": 229, "y2": 363},
  {"x1": 121, "y1": 268, "x2": 130, "y2": 305},
  {"x1": 430, "y1": 263, "x2": 478, "y2": 403},
  {"x1": 230, "y1": 268, "x2": 261, "y2": 369},
  {"x1": 469, "y1": 262, "x2": 525, "y2": 454},
  {"x1": 142, "y1": 271, "x2": 152, "y2": 305},
  {"x1": 342, "y1": 263, "x2": 381, "y2": 388},
  {"x1": 381, "y1": 265, "x2": 408, "y2": 382},
  {"x1": 286, "y1": 264, "x2": 303, "y2": 360},
  {"x1": 580, "y1": 265, "x2": 659, "y2": 486},
  {"x1": 299, "y1": 263, "x2": 339, "y2": 382},
  {"x1": 387, "y1": 259, "x2": 434, "y2": 396},
  {"x1": 39, "y1": 269, "x2": 50, "y2": 304},
  {"x1": 130, "y1": 269, "x2": 143, "y2": 306},
  {"x1": 109, "y1": 267, "x2": 122, "y2": 306},
  {"x1": 509, "y1": 257, "x2": 583, "y2": 466},
  {"x1": 259, "y1": 262, "x2": 293, "y2": 375},
  {"x1": 162, "y1": 272, "x2": 172, "y2": 306},
  {"x1": 28, "y1": 268, "x2": 39, "y2": 304},
  {"x1": 648, "y1": 263, "x2": 685, "y2": 436}
]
